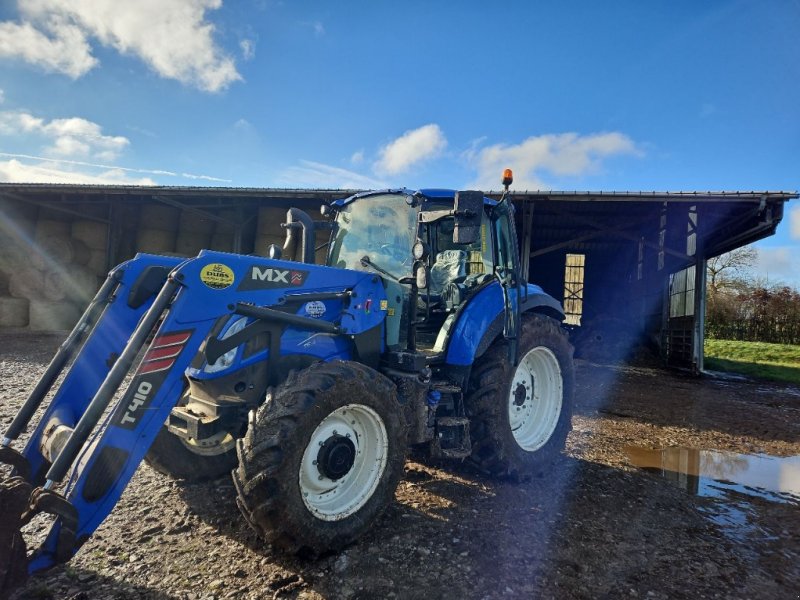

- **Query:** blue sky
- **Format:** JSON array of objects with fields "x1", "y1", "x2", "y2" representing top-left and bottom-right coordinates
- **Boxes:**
[{"x1": 0, "y1": 1, "x2": 797, "y2": 284}]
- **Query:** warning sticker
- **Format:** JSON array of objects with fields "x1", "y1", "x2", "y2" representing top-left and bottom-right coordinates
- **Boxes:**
[
  {"x1": 380, "y1": 300, "x2": 388, "y2": 311},
  {"x1": 200, "y1": 263, "x2": 235, "y2": 290},
  {"x1": 304, "y1": 301, "x2": 326, "y2": 318}
]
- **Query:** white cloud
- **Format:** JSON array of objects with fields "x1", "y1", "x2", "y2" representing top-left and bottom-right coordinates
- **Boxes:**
[
  {"x1": 374, "y1": 124, "x2": 447, "y2": 176},
  {"x1": 790, "y1": 205, "x2": 800, "y2": 240},
  {"x1": 312, "y1": 21, "x2": 325, "y2": 36},
  {"x1": 350, "y1": 150, "x2": 364, "y2": 165},
  {"x1": 0, "y1": 17, "x2": 97, "y2": 78},
  {"x1": 753, "y1": 246, "x2": 800, "y2": 288},
  {"x1": 0, "y1": 1, "x2": 241, "y2": 92},
  {"x1": 281, "y1": 160, "x2": 387, "y2": 189},
  {"x1": 240, "y1": 38, "x2": 255, "y2": 61},
  {"x1": 0, "y1": 152, "x2": 232, "y2": 184},
  {"x1": 0, "y1": 88, "x2": 4, "y2": 103},
  {"x1": 465, "y1": 132, "x2": 641, "y2": 190},
  {"x1": 0, "y1": 158, "x2": 156, "y2": 185},
  {"x1": 0, "y1": 110, "x2": 129, "y2": 160}
]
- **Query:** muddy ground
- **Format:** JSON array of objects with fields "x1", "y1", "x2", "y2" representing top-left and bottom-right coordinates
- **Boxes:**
[{"x1": 1, "y1": 332, "x2": 798, "y2": 599}]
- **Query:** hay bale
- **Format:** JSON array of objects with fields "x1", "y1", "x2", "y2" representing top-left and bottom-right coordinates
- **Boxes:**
[
  {"x1": 214, "y1": 210, "x2": 238, "y2": 235},
  {"x1": 139, "y1": 205, "x2": 180, "y2": 231},
  {"x1": 43, "y1": 267, "x2": 97, "y2": 304},
  {"x1": 71, "y1": 220, "x2": 109, "y2": 250},
  {"x1": 256, "y1": 207, "x2": 287, "y2": 236},
  {"x1": 35, "y1": 220, "x2": 70, "y2": 242},
  {"x1": 175, "y1": 232, "x2": 211, "y2": 257},
  {"x1": 8, "y1": 268, "x2": 44, "y2": 300},
  {"x1": 210, "y1": 233, "x2": 234, "y2": 253},
  {"x1": 31, "y1": 236, "x2": 91, "y2": 270},
  {"x1": 178, "y1": 210, "x2": 215, "y2": 236},
  {"x1": 87, "y1": 250, "x2": 108, "y2": 276},
  {"x1": 136, "y1": 228, "x2": 175, "y2": 254},
  {"x1": 0, "y1": 245, "x2": 26, "y2": 275},
  {"x1": 0, "y1": 297, "x2": 29, "y2": 327},
  {"x1": 29, "y1": 300, "x2": 81, "y2": 331}
]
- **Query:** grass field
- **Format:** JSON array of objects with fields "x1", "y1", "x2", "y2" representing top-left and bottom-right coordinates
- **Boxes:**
[{"x1": 704, "y1": 339, "x2": 800, "y2": 384}]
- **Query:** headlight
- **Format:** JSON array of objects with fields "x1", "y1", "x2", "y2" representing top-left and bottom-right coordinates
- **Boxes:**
[{"x1": 204, "y1": 317, "x2": 248, "y2": 373}]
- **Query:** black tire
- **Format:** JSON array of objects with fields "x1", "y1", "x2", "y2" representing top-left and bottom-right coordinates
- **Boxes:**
[
  {"x1": 144, "y1": 391, "x2": 239, "y2": 482},
  {"x1": 145, "y1": 426, "x2": 238, "y2": 482},
  {"x1": 233, "y1": 361, "x2": 407, "y2": 554},
  {"x1": 0, "y1": 476, "x2": 31, "y2": 597},
  {"x1": 465, "y1": 313, "x2": 574, "y2": 480}
]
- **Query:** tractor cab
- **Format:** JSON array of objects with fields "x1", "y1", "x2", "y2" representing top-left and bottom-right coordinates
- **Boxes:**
[{"x1": 325, "y1": 186, "x2": 521, "y2": 354}]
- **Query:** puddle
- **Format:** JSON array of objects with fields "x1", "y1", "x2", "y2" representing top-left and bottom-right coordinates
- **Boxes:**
[{"x1": 625, "y1": 446, "x2": 800, "y2": 504}]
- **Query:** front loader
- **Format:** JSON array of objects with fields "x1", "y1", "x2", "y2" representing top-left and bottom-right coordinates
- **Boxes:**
[{"x1": 0, "y1": 171, "x2": 574, "y2": 596}]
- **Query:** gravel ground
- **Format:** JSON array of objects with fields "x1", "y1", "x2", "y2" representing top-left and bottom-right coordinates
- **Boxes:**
[{"x1": 1, "y1": 332, "x2": 798, "y2": 599}]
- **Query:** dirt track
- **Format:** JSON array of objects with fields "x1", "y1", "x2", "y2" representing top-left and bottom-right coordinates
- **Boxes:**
[{"x1": 1, "y1": 333, "x2": 799, "y2": 599}]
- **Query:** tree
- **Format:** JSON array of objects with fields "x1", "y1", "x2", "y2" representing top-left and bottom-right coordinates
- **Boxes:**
[{"x1": 706, "y1": 246, "x2": 758, "y2": 307}]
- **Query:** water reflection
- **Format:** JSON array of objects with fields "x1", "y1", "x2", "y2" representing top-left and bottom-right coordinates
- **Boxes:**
[{"x1": 625, "y1": 446, "x2": 800, "y2": 504}]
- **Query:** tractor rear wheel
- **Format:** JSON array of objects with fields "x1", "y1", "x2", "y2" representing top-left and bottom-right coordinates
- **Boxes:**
[
  {"x1": 465, "y1": 313, "x2": 574, "y2": 480},
  {"x1": 233, "y1": 361, "x2": 407, "y2": 554}
]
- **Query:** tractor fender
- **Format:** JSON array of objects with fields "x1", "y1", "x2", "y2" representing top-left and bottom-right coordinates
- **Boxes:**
[{"x1": 444, "y1": 282, "x2": 564, "y2": 366}]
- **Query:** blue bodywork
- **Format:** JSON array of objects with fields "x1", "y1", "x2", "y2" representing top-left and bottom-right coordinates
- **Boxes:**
[
  {"x1": 10, "y1": 187, "x2": 563, "y2": 573},
  {"x1": 23, "y1": 251, "x2": 386, "y2": 571}
]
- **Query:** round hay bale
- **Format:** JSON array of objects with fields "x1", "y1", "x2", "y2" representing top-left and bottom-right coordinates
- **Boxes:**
[
  {"x1": 30, "y1": 236, "x2": 89, "y2": 270},
  {"x1": 87, "y1": 250, "x2": 108, "y2": 276},
  {"x1": 139, "y1": 205, "x2": 180, "y2": 231},
  {"x1": 9, "y1": 268, "x2": 44, "y2": 300},
  {"x1": 257, "y1": 207, "x2": 287, "y2": 236},
  {"x1": 44, "y1": 267, "x2": 98, "y2": 304},
  {"x1": 175, "y1": 233, "x2": 211, "y2": 257},
  {"x1": 0, "y1": 296, "x2": 29, "y2": 327},
  {"x1": 136, "y1": 228, "x2": 175, "y2": 254},
  {"x1": 71, "y1": 220, "x2": 109, "y2": 250},
  {"x1": 179, "y1": 210, "x2": 215, "y2": 236},
  {"x1": 210, "y1": 233, "x2": 234, "y2": 253},
  {"x1": 0, "y1": 243, "x2": 29, "y2": 275},
  {"x1": 214, "y1": 210, "x2": 238, "y2": 235},
  {"x1": 35, "y1": 220, "x2": 70, "y2": 242},
  {"x1": 29, "y1": 300, "x2": 81, "y2": 331}
]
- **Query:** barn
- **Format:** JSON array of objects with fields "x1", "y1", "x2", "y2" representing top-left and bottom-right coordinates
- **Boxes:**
[{"x1": 0, "y1": 183, "x2": 795, "y2": 371}]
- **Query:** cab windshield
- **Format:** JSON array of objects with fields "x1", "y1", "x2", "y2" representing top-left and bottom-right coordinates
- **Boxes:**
[{"x1": 328, "y1": 194, "x2": 417, "y2": 278}]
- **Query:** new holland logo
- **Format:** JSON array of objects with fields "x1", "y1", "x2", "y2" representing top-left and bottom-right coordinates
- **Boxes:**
[{"x1": 238, "y1": 265, "x2": 309, "y2": 290}]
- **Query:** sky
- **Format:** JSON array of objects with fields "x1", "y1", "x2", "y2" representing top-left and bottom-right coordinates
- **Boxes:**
[{"x1": 0, "y1": 1, "x2": 797, "y2": 284}]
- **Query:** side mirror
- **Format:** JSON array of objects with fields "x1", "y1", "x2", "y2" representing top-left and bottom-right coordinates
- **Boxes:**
[{"x1": 453, "y1": 190, "x2": 483, "y2": 244}]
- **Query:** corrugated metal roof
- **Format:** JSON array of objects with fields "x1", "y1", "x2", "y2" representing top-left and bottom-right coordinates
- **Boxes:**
[{"x1": 0, "y1": 182, "x2": 796, "y2": 201}]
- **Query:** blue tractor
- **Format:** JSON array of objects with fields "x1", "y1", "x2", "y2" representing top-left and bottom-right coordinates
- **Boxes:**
[{"x1": 0, "y1": 171, "x2": 573, "y2": 593}]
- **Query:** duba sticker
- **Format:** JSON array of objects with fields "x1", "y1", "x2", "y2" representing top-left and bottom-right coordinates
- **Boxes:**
[{"x1": 201, "y1": 263, "x2": 235, "y2": 290}]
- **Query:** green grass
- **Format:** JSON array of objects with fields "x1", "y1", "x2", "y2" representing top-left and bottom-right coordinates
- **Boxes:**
[{"x1": 704, "y1": 339, "x2": 800, "y2": 384}]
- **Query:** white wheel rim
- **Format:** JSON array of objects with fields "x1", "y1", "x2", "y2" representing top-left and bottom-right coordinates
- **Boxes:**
[
  {"x1": 299, "y1": 403, "x2": 388, "y2": 521},
  {"x1": 508, "y1": 346, "x2": 563, "y2": 452}
]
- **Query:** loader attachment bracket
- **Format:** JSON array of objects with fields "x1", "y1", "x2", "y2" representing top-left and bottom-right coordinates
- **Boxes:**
[
  {"x1": 23, "y1": 487, "x2": 79, "y2": 564},
  {"x1": 0, "y1": 445, "x2": 30, "y2": 481}
]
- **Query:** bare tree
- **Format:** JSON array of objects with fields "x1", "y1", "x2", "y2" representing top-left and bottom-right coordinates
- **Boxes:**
[{"x1": 707, "y1": 246, "x2": 758, "y2": 304}]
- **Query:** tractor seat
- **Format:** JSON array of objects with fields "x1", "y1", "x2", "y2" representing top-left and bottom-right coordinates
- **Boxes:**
[{"x1": 429, "y1": 250, "x2": 466, "y2": 296}]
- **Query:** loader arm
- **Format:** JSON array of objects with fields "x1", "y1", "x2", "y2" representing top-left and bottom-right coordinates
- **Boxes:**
[{"x1": 2, "y1": 250, "x2": 388, "y2": 578}]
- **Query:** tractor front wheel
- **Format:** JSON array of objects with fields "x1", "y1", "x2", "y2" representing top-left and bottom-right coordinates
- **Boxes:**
[
  {"x1": 233, "y1": 361, "x2": 407, "y2": 554},
  {"x1": 465, "y1": 313, "x2": 574, "y2": 480}
]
